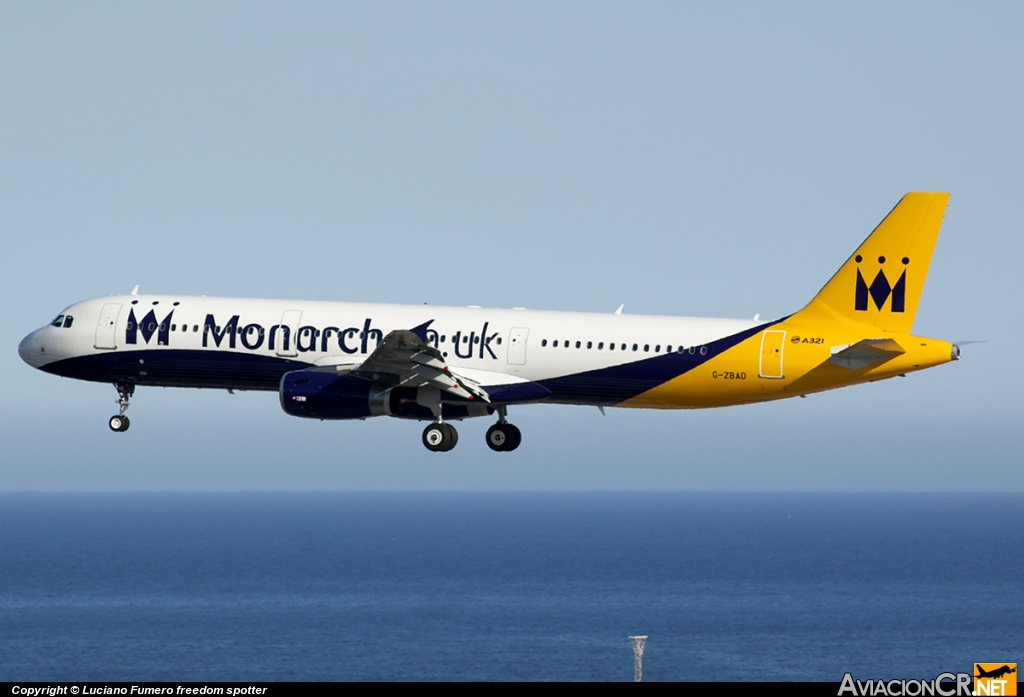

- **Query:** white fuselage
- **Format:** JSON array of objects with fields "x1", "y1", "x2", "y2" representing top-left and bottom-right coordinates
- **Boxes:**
[{"x1": 19, "y1": 294, "x2": 762, "y2": 405}]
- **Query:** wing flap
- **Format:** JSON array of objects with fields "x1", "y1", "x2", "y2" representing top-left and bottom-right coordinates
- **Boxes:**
[{"x1": 330, "y1": 322, "x2": 491, "y2": 402}]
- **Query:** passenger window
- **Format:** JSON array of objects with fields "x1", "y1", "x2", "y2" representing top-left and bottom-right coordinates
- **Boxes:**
[
  {"x1": 587, "y1": 341, "x2": 592, "y2": 349},
  {"x1": 700, "y1": 346, "x2": 708, "y2": 355},
  {"x1": 575, "y1": 341, "x2": 581, "y2": 349},
  {"x1": 497, "y1": 338, "x2": 502, "y2": 345},
  {"x1": 632, "y1": 344, "x2": 638, "y2": 351},
  {"x1": 63, "y1": 316, "x2": 74, "y2": 328},
  {"x1": 621, "y1": 343, "x2": 626, "y2": 350},
  {"x1": 541, "y1": 339, "x2": 548, "y2": 347},
  {"x1": 598, "y1": 342, "x2": 604, "y2": 349},
  {"x1": 688, "y1": 347, "x2": 695, "y2": 355},
  {"x1": 666, "y1": 345, "x2": 672, "y2": 353},
  {"x1": 441, "y1": 335, "x2": 446, "y2": 343},
  {"x1": 193, "y1": 325, "x2": 199, "y2": 332},
  {"x1": 51, "y1": 315, "x2": 64, "y2": 327},
  {"x1": 609, "y1": 343, "x2": 615, "y2": 350},
  {"x1": 655, "y1": 345, "x2": 660, "y2": 352},
  {"x1": 644, "y1": 344, "x2": 649, "y2": 352}
]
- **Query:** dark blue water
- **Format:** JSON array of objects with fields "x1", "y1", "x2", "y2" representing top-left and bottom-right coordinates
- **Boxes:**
[{"x1": 1, "y1": 493, "x2": 1020, "y2": 681}]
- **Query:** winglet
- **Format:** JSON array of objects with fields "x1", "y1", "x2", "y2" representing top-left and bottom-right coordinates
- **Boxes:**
[
  {"x1": 130, "y1": 285, "x2": 139, "y2": 296},
  {"x1": 614, "y1": 304, "x2": 624, "y2": 315},
  {"x1": 409, "y1": 320, "x2": 434, "y2": 342}
]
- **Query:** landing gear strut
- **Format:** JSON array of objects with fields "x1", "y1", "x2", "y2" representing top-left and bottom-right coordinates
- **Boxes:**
[
  {"x1": 108, "y1": 383, "x2": 133, "y2": 432},
  {"x1": 486, "y1": 406, "x2": 521, "y2": 452},
  {"x1": 423, "y1": 420, "x2": 458, "y2": 452}
]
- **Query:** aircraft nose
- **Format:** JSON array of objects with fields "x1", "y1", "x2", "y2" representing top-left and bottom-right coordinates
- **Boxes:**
[{"x1": 18, "y1": 329, "x2": 45, "y2": 368}]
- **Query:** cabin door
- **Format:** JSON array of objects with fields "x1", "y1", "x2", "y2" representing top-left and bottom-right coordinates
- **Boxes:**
[
  {"x1": 94, "y1": 303, "x2": 122, "y2": 350},
  {"x1": 758, "y1": 330, "x2": 786, "y2": 379}
]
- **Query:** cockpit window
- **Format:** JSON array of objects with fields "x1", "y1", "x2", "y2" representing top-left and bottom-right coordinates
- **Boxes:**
[
  {"x1": 51, "y1": 315, "x2": 64, "y2": 327},
  {"x1": 63, "y1": 316, "x2": 74, "y2": 328}
]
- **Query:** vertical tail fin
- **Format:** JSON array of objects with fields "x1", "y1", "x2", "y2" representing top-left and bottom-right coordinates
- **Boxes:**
[{"x1": 803, "y1": 191, "x2": 949, "y2": 333}]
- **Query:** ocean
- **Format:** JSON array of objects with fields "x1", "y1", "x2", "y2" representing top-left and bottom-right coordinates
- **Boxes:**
[{"x1": 0, "y1": 493, "x2": 1020, "y2": 681}]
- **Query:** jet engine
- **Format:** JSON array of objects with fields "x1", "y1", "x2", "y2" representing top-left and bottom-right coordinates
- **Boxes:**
[{"x1": 280, "y1": 369, "x2": 398, "y2": 420}]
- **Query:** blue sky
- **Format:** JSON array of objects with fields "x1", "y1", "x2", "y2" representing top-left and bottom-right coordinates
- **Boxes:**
[{"x1": 2, "y1": 2, "x2": 1021, "y2": 490}]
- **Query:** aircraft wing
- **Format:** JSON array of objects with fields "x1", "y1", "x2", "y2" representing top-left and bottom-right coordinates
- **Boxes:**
[
  {"x1": 338, "y1": 321, "x2": 490, "y2": 402},
  {"x1": 830, "y1": 338, "x2": 905, "y2": 369}
]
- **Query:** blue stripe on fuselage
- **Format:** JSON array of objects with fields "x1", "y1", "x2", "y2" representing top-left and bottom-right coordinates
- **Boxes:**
[
  {"x1": 40, "y1": 349, "x2": 307, "y2": 391},
  {"x1": 537, "y1": 320, "x2": 778, "y2": 405}
]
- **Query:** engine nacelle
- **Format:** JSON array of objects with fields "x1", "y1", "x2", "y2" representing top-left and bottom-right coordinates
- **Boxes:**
[{"x1": 280, "y1": 369, "x2": 398, "y2": 420}]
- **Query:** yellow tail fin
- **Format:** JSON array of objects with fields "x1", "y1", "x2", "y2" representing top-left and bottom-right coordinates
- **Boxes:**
[{"x1": 803, "y1": 191, "x2": 949, "y2": 333}]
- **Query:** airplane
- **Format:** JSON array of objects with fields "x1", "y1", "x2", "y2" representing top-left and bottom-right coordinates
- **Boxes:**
[
  {"x1": 975, "y1": 665, "x2": 1017, "y2": 680},
  {"x1": 18, "y1": 192, "x2": 959, "y2": 453}
]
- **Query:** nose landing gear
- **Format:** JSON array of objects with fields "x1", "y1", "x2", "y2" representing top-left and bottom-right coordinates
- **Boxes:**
[{"x1": 108, "y1": 383, "x2": 134, "y2": 432}]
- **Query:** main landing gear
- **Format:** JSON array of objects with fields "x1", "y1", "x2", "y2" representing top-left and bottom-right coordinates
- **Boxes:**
[
  {"x1": 485, "y1": 423, "x2": 521, "y2": 452},
  {"x1": 422, "y1": 421, "x2": 459, "y2": 452},
  {"x1": 108, "y1": 383, "x2": 133, "y2": 432},
  {"x1": 485, "y1": 405, "x2": 521, "y2": 452},
  {"x1": 420, "y1": 406, "x2": 522, "y2": 453}
]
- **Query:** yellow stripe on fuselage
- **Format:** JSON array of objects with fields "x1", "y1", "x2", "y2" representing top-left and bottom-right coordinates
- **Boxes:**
[{"x1": 619, "y1": 316, "x2": 955, "y2": 409}]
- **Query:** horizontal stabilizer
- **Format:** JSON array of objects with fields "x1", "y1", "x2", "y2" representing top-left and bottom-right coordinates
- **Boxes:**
[{"x1": 830, "y1": 338, "x2": 905, "y2": 370}]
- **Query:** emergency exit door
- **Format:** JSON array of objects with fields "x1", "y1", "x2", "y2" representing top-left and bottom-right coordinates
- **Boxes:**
[
  {"x1": 507, "y1": 327, "x2": 529, "y2": 365},
  {"x1": 276, "y1": 310, "x2": 302, "y2": 357}
]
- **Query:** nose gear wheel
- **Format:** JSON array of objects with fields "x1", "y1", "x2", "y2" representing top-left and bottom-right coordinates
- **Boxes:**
[{"x1": 108, "y1": 383, "x2": 134, "y2": 433}]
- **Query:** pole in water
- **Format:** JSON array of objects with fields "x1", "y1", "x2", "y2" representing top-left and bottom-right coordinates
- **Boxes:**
[{"x1": 628, "y1": 635, "x2": 647, "y2": 682}]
